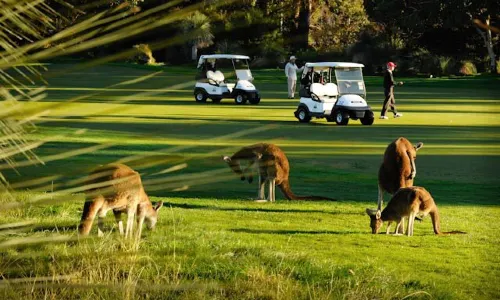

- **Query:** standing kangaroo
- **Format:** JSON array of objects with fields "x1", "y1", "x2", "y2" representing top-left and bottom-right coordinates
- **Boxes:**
[
  {"x1": 223, "y1": 143, "x2": 335, "y2": 202},
  {"x1": 366, "y1": 186, "x2": 440, "y2": 236},
  {"x1": 377, "y1": 137, "x2": 423, "y2": 228},
  {"x1": 78, "y1": 163, "x2": 162, "y2": 238}
]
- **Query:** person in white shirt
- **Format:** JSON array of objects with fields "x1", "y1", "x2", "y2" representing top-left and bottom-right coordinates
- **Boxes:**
[{"x1": 284, "y1": 56, "x2": 304, "y2": 99}]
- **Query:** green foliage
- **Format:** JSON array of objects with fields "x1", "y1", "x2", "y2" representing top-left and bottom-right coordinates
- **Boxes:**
[
  {"x1": 365, "y1": 0, "x2": 499, "y2": 63},
  {"x1": 251, "y1": 31, "x2": 287, "y2": 68},
  {"x1": 407, "y1": 49, "x2": 441, "y2": 76},
  {"x1": 458, "y1": 60, "x2": 478, "y2": 76},
  {"x1": 179, "y1": 11, "x2": 214, "y2": 48},
  {"x1": 309, "y1": 0, "x2": 369, "y2": 52},
  {"x1": 439, "y1": 56, "x2": 454, "y2": 76}
]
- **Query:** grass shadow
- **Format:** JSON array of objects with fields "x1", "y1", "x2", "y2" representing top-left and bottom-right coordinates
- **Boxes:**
[
  {"x1": 30, "y1": 223, "x2": 79, "y2": 233},
  {"x1": 163, "y1": 201, "x2": 358, "y2": 215},
  {"x1": 229, "y1": 228, "x2": 361, "y2": 235}
]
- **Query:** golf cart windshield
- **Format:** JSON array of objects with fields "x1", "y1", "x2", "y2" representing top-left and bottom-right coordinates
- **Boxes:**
[
  {"x1": 335, "y1": 68, "x2": 365, "y2": 96},
  {"x1": 233, "y1": 59, "x2": 252, "y2": 81}
]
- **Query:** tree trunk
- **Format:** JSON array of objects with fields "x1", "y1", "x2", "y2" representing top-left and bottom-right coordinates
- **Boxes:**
[
  {"x1": 475, "y1": 16, "x2": 497, "y2": 74},
  {"x1": 292, "y1": 0, "x2": 312, "y2": 51},
  {"x1": 485, "y1": 16, "x2": 497, "y2": 74},
  {"x1": 191, "y1": 44, "x2": 198, "y2": 61}
]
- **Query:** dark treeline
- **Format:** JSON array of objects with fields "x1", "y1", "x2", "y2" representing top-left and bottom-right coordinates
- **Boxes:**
[{"x1": 46, "y1": 0, "x2": 498, "y2": 75}]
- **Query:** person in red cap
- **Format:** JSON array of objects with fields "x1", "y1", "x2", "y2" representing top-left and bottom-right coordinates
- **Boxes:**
[{"x1": 380, "y1": 62, "x2": 403, "y2": 119}]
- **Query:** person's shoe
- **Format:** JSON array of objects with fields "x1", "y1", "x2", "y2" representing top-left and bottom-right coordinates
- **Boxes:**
[
  {"x1": 379, "y1": 116, "x2": 389, "y2": 120},
  {"x1": 394, "y1": 113, "x2": 403, "y2": 118}
]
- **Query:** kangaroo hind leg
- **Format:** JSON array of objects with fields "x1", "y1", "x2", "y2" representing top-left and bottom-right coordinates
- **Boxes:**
[
  {"x1": 124, "y1": 198, "x2": 138, "y2": 238},
  {"x1": 257, "y1": 174, "x2": 265, "y2": 200},
  {"x1": 408, "y1": 212, "x2": 416, "y2": 236},
  {"x1": 377, "y1": 184, "x2": 384, "y2": 218},
  {"x1": 268, "y1": 178, "x2": 276, "y2": 202}
]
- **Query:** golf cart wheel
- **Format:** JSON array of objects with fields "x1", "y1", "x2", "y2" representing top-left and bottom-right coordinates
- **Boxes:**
[
  {"x1": 334, "y1": 110, "x2": 349, "y2": 126},
  {"x1": 194, "y1": 89, "x2": 207, "y2": 103},
  {"x1": 296, "y1": 107, "x2": 311, "y2": 123},
  {"x1": 249, "y1": 97, "x2": 260, "y2": 105},
  {"x1": 234, "y1": 93, "x2": 247, "y2": 105},
  {"x1": 361, "y1": 111, "x2": 374, "y2": 125},
  {"x1": 212, "y1": 98, "x2": 222, "y2": 104}
]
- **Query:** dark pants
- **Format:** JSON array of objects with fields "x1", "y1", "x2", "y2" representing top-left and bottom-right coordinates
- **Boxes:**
[{"x1": 380, "y1": 87, "x2": 398, "y2": 116}]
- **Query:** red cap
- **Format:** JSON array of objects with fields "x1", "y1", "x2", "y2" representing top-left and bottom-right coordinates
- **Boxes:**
[{"x1": 387, "y1": 62, "x2": 397, "y2": 68}]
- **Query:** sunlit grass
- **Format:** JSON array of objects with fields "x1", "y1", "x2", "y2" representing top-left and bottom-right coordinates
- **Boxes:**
[
  {"x1": 1, "y1": 63, "x2": 499, "y2": 299},
  {"x1": 1, "y1": 195, "x2": 500, "y2": 299}
]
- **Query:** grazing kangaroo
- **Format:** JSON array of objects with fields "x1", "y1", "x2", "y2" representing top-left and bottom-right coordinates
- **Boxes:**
[
  {"x1": 366, "y1": 186, "x2": 440, "y2": 236},
  {"x1": 223, "y1": 143, "x2": 335, "y2": 202},
  {"x1": 377, "y1": 137, "x2": 423, "y2": 232},
  {"x1": 78, "y1": 163, "x2": 162, "y2": 238}
]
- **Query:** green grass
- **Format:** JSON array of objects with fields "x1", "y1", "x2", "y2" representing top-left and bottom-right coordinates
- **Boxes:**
[{"x1": 1, "y1": 64, "x2": 499, "y2": 299}]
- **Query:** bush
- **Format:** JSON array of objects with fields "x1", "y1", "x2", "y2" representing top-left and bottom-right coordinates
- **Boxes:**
[
  {"x1": 251, "y1": 31, "x2": 287, "y2": 68},
  {"x1": 133, "y1": 44, "x2": 156, "y2": 65},
  {"x1": 438, "y1": 56, "x2": 455, "y2": 76},
  {"x1": 457, "y1": 61, "x2": 477, "y2": 76},
  {"x1": 407, "y1": 48, "x2": 440, "y2": 76},
  {"x1": 347, "y1": 29, "x2": 395, "y2": 75}
]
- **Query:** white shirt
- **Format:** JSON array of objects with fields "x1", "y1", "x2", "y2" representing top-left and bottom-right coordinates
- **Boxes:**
[{"x1": 285, "y1": 62, "x2": 304, "y2": 80}]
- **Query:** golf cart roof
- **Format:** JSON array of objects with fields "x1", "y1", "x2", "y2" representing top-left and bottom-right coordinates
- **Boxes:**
[
  {"x1": 304, "y1": 62, "x2": 364, "y2": 68},
  {"x1": 199, "y1": 54, "x2": 250, "y2": 60},
  {"x1": 197, "y1": 54, "x2": 250, "y2": 68}
]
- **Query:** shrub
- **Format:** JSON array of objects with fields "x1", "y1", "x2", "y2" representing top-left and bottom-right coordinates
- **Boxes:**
[
  {"x1": 457, "y1": 61, "x2": 477, "y2": 76},
  {"x1": 251, "y1": 31, "x2": 287, "y2": 68},
  {"x1": 133, "y1": 44, "x2": 156, "y2": 65},
  {"x1": 407, "y1": 48, "x2": 440, "y2": 75},
  {"x1": 438, "y1": 56, "x2": 455, "y2": 76}
]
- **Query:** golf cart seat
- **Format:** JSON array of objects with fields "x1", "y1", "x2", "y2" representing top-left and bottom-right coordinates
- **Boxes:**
[
  {"x1": 310, "y1": 83, "x2": 337, "y2": 102},
  {"x1": 206, "y1": 70, "x2": 225, "y2": 85},
  {"x1": 324, "y1": 83, "x2": 338, "y2": 97}
]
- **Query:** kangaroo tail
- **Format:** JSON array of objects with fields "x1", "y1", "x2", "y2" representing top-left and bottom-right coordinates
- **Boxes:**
[
  {"x1": 278, "y1": 179, "x2": 336, "y2": 201},
  {"x1": 429, "y1": 208, "x2": 441, "y2": 235}
]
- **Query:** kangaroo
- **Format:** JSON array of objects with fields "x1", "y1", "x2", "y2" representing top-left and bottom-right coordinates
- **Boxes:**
[
  {"x1": 78, "y1": 163, "x2": 162, "y2": 238},
  {"x1": 366, "y1": 186, "x2": 440, "y2": 236},
  {"x1": 223, "y1": 143, "x2": 335, "y2": 202},
  {"x1": 377, "y1": 137, "x2": 423, "y2": 232}
]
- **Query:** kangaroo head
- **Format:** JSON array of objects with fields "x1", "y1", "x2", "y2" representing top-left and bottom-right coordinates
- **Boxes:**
[
  {"x1": 366, "y1": 208, "x2": 383, "y2": 234},
  {"x1": 223, "y1": 155, "x2": 246, "y2": 181},
  {"x1": 145, "y1": 201, "x2": 163, "y2": 230}
]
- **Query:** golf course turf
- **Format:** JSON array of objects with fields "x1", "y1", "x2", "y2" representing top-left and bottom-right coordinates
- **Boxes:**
[{"x1": 0, "y1": 63, "x2": 499, "y2": 299}]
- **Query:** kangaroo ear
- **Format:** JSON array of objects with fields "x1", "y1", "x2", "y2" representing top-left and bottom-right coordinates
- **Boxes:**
[
  {"x1": 223, "y1": 156, "x2": 231, "y2": 163},
  {"x1": 366, "y1": 208, "x2": 377, "y2": 217},
  {"x1": 414, "y1": 142, "x2": 423, "y2": 151},
  {"x1": 154, "y1": 201, "x2": 163, "y2": 211}
]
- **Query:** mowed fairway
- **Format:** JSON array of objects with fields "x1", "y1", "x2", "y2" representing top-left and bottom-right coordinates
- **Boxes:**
[{"x1": 1, "y1": 63, "x2": 499, "y2": 299}]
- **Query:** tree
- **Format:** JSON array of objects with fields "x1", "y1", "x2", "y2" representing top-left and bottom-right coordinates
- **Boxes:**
[
  {"x1": 309, "y1": 0, "x2": 369, "y2": 52},
  {"x1": 179, "y1": 11, "x2": 214, "y2": 60},
  {"x1": 365, "y1": 0, "x2": 499, "y2": 72}
]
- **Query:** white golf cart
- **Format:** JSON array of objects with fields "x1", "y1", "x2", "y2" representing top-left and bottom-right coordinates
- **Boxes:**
[
  {"x1": 294, "y1": 62, "x2": 374, "y2": 125},
  {"x1": 194, "y1": 54, "x2": 261, "y2": 105}
]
